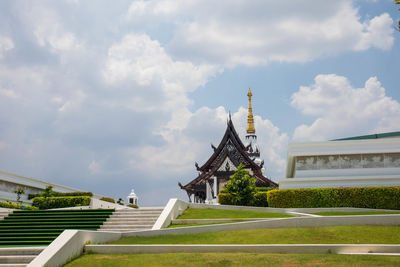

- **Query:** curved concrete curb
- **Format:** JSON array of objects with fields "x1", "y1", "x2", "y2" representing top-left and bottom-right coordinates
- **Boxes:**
[
  {"x1": 124, "y1": 214, "x2": 400, "y2": 238},
  {"x1": 85, "y1": 244, "x2": 400, "y2": 255},
  {"x1": 172, "y1": 218, "x2": 267, "y2": 224}
]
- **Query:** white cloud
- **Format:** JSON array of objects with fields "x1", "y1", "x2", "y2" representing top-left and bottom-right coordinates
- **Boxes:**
[
  {"x1": 130, "y1": 106, "x2": 288, "y2": 181},
  {"x1": 88, "y1": 160, "x2": 101, "y2": 174},
  {"x1": 0, "y1": 88, "x2": 19, "y2": 99},
  {"x1": 103, "y1": 33, "x2": 219, "y2": 130},
  {"x1": 291, "y1": 74, "x2": 400, "y2": 141},
  {"x1": 0, "y1": 36, "x2": 14, "y2": 58},
  {"x1": 356, "y1": 13, "x2": 394, "y2": 51},
  {"x1": 34, "y1": 25, "x2": 81, "y2": 52},
  {"x1": 127, "y1": 0, "x2": 394, "y2": 67}
]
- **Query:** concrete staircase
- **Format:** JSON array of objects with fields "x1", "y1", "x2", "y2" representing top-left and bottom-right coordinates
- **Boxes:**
[
  {"x1": 0, "y1": 247, "x2": 44, "y2": 267},
  {"x1": 0, "y1": 210, "x2": 11, "y2": 220},
  {"x1": 99, "y1": 208, "x2": 163, "y2": 232}
]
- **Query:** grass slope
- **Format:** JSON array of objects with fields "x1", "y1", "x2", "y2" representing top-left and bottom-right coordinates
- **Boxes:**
[
  {"x1": 168, "y1": 222, "x2": 231, "y2": 228},
  {"x1": 110, "y1": 225, "x2": 400, "y2": 244},
  {"x1": 313, "y1": 211, "x2": 400, "y2": 216},
  {"x1": 177, "y1": 208, "x2": 293, "y2": 219},
  {"x1": 65, "y1": 253, "x2": 400, "y2": 267}
]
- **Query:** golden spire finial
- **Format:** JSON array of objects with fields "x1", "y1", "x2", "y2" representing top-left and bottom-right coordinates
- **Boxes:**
[{"x1": 246, "y1": 88, "x2": 255, "y2": 134}]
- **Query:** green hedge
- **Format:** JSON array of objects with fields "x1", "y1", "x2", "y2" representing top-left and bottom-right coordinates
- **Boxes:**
[
  {"x1": 218, "y1": 192, "x2": 269, "y2": 207},
  {"x1": 100, "y1": 197, "x2": 115, "y2": 203},
  {"x1": 32, "y1": 196, "x2": 91, "y2": 209},
  {"x1": 28, "y1": 191, "x2": 93, "y2": 200},
  {"x1": 267, "y1": 186, "x2": 400, "y2": 210},
  {"x1": 0, "y1": 201, "x2": 38, "y2": 210},
  {"x1": 253, "y1": 192, "x2": 269, "y2": 207},
  {"x1": 218, "y1": 193, "x2": 234, "y2": 205},
  {"x1": 255, "y1": 187, "x2": 275, "y2": 192},
  {"x1": 220, "y1": 187, "x2": 274, "y2": 194},
  {"x1": 127, "y1": 204, "x2": 139, "y2": 209}
]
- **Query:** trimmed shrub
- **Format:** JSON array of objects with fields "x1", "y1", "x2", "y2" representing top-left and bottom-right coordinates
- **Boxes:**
[
  {"x1": 0, "y1": 201, "x2": 38, "y2": 210},
  {"x1": 219, "y1": 188, "x2": 228, "y2": 194},
  {"x1": 255, "y1": 187, "x2": 276, "y2": 192},
  {"x1": 253, "y1": 192, "x2": 269, "y2": 207},
  {"x1": 267, "y1": 186, "x2": 400, "y2": 210},
  {"x1": 219, "y1": 192, "x2": 270, "y2": 207},
  {"x1": 100, "y1": 197, "x2": 115, "y2": 203},
  {"x1": 32, "y1": 196, "x2": 91, "y2": 209},
  {"x1": 127, "y1": 204, "x2": 139, "y2": 209},
  {"x1": 28, "y1": 191, "x2": 93, "y2": 200},
  {"x1": 218, "y1": 193, "x2": 234, "y2": 205},
  {"x1": 220, "y1": 187, "x2": 274, "y2": 194}
]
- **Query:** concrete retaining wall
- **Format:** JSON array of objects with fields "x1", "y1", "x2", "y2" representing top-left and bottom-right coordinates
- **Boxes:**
[
  {"x1": 152, "y1": 199, "x2": 188, "y2": 230},
  {"x1": 125, "y1": 214, "x2": 400, "y2": 238},
  {"x1": 189, "y1": 202, "x2": 399, "y2": 213},
  {"x1": 28, "y1": 230, "x2": 121, "y2": 267}
]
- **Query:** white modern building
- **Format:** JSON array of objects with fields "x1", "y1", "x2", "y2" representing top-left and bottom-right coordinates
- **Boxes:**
[
  {"x1": 0, "y1": 169, "x2": 105, "y2": 204},
  {"x1": 279, "y1": 132, "x2": 400, "y2": 189}
]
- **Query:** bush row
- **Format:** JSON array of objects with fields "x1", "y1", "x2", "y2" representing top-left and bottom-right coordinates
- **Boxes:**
[
  {"x1": 28, "y1": 191, "x2": 93, "y2": 200},
  {"x1": 100, "y1": 197, "x2": 115, "y2": 203},
  {"x1": 0, "y1": 201, "x2": 38, "y2": 210},
  {"x1": 219, "y1": 187, "x2": 274, "y2": 194},
  {"x1": 32, "y1": 196, "x2": 91, "y2": 209},
  {"x1": 218, "y1": 192, "x2": 269, "y2": 207},
  {"x1": 267, "y1": 186, "x2": 400, "y2": 210},
  {"x1": 255, "y1": 187, "x2": 276, "y2": 192}
]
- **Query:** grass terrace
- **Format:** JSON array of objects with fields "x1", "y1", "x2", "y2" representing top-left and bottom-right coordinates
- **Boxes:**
[
  {"x1": 175, "y1": 208, "x2": 293, "y2": 219},
  {"x1": 312, "y1": 211, "x2": 400, "y2": 216},
  {"x1": 110, "y1": 225, "x2": 400, "y2": 245},
  {"x1": 65, "y1": 253, "x2": 400, "y2": 267}
]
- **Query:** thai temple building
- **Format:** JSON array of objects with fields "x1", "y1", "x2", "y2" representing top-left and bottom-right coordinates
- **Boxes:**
[{"x1": 179, "y1": 88, "x2": 277, "y2": 203}]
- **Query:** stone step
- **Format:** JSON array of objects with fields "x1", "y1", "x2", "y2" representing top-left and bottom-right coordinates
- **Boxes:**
[
  {"x1": 99, "y1": 229, "x2": 149, "y2": 232},
  {"x1": 114, "y1": 209, "x2": 163, "y2": 213},
  {"x1": 0, "y1": 256, "x2": 36, "y2": 264},
  {"x1": 106, "y1": 217, "x2": 157, "y2": 222},
  {"x1": 100, "y1": 224, "x2": 151, "y2": 229},
  {"x1": 110, "y1": 213, "x2": 160, "y2": 216},
  {"x1": 0, "y1": 264, "x2": 27, "y2": 267},
  {"x1": 114, "y1": 211, "x2": 161, "y2": 214},
  {"x1": 103, "y1": 221, "x2": 154, "y2": 226},
  {"x1": 109, "y1": 215, "x2": 160, "y2": 219},
  {"x1": 0, "y1": 248, "x2": 43, "y2": 256}
]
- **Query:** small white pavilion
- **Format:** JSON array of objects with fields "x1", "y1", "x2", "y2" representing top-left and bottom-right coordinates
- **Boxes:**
[{"x1": 127, "y1": 189, "x2": 138, "y2": 206}]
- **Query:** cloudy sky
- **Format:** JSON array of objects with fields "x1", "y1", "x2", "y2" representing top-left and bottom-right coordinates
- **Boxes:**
[{"x1": 0, "y1": 0, "x2": 399, "y2": 206}]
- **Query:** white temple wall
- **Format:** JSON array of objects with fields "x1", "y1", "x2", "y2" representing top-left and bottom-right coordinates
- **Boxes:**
[{"x1": 280, "y1": 137, "x2": 400, "y2": 189}]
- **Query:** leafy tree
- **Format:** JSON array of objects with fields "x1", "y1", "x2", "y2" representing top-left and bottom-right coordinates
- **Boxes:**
[
  {"x1": 42, "y1": 185, "x2": 54, "y2": 198},
  {"x1": 224, "y1": 164, "x2": 257, "y2": 206},
  {"x1": 14, "y1": 187, "x2": 25, "y2": 203},
  {"x1": 117, "y1": 198, "x2": 124, "y2": 205}
]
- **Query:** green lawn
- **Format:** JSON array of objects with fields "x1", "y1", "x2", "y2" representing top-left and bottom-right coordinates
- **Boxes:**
[
  {"x1": 176, "y1": 208, "x2": 293, "y2": 219},
  {"x1": 313, "y1": 211, "x2": 400, "y2": 216},
  {"x1": 168, "y1": 222, "x2": 234, "y2": 228},
  {"x1": 110, "y1": 225, "x2": 400, "y2": 245},
  {"x1": 65, "y1": 253, "x2": 400, "y2": 267}
]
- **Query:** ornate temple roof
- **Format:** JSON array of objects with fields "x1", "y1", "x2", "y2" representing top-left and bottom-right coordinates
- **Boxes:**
[{"x1": 179, "y1": 115, "x2": 277, "y2": 193}]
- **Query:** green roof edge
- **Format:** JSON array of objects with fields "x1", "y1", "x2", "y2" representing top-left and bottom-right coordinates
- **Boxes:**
[{"x1": 332, "y1": 131, "x2": 400, "y2": 141}]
